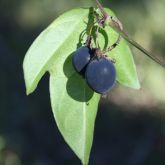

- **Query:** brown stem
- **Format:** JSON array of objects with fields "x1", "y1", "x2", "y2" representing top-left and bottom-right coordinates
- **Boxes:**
[{"x1": 95, "y1": 0, "x2": 108, "y2": 17}]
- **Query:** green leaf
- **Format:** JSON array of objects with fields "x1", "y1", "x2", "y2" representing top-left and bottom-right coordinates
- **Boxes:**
[
  {"x1": 23, "y1": 8, "x2": 100, "y2": 165},
  {"x1": 50, "y1": 71, "x2": 100, "y2": 165},
  {"x1": 23, "y1": 7, "x2": 139, "y2": 165},
  {"x1": 97, "y1": 8, "x2": 140, "y2": 89},
  {"x1": 23, "y1": 8, "x2": 88, "y2": 94}
]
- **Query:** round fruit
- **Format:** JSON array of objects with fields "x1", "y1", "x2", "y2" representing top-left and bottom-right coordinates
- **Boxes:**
[
  {"x1": 72, "y1": 46, "x2": 93, "y2": 74},
  {"x1": 85, "y1": 58, "x2": 116, "y2": 94}
]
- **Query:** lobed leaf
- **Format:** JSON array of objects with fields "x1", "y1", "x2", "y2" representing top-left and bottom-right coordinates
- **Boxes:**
[
  {"x1": 23, "y1": 7, "x2": 140, "y2": 165},
  {"x1": 23, "y1": 8, "x2": 100, "y2": 165}
]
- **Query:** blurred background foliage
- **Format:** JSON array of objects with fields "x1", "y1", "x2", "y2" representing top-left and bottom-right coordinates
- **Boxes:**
[{"x1": 0, "y1": 0, "x2": 165, "y2": 164}]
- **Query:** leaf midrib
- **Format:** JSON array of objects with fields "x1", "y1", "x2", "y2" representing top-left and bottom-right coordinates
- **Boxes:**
[{"x1": 82, "y1": 81, "x2": 87, "y2": 163}]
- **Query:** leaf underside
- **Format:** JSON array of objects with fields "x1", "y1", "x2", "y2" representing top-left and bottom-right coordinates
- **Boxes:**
[{"x1": 23, "y1": 7, "x2": 140, "y2": 165}]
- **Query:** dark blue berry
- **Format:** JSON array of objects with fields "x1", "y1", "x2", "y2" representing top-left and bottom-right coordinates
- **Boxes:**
[
  {"x1": 85, "y1": 58, "x2": 116, "y2": 94},
  {"x1": 72, "y1": 46, "x2": 93, "y2": 74}
]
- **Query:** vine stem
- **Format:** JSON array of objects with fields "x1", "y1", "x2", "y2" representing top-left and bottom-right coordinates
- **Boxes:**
[{"x1": 95, "y1": 0, "x2": 165, "y2": 68}]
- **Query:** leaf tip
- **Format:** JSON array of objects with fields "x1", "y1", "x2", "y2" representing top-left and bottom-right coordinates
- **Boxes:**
[
  {"x1": 24, "y1": 78, "x2": 36, "y2": 95},
  {"x1": 25, "y1": 82, "x2": 37, "y2": 95},
  {"x1": 81, "y1": 158, "x2": 89, "y2": 165},
  {"x1": 131, "y1": 81, "x2": 141, "y2": 90},
  {"x1": 26, "y1": 89, "x2": 31, "y2": 95}
]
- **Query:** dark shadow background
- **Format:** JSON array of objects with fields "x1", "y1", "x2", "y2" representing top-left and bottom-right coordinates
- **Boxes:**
[{"x1": 0, "y1": 0, "x2": 165, "y2": 164}]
